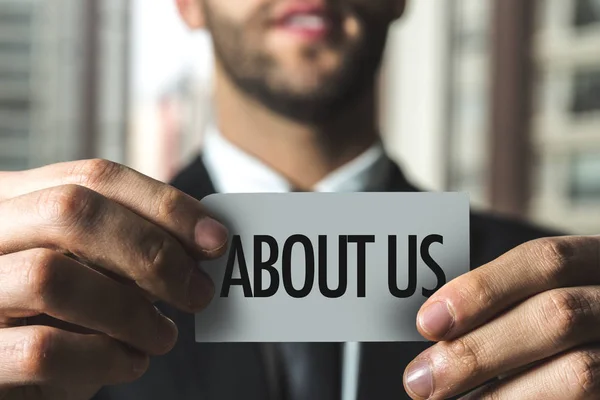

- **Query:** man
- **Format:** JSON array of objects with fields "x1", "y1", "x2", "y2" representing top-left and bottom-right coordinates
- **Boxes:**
[{"x1": 0, "y1": 0, "x2": 599, "y2": 399}]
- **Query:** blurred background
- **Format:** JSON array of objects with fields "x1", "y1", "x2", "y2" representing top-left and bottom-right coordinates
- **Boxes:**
[{"x1": 0, "y1": 0, "x2": 599, "y2": 233}]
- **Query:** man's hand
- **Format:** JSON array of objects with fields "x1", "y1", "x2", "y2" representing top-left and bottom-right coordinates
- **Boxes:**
[
  {"x1": 403, "y1": 235, "x2": 600, "y2": 400},
  {"x1": 0, "y1": 160, "x2": 229, "y2": 400}
]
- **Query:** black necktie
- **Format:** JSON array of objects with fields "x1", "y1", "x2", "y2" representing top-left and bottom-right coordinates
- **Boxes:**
[{"x1": 276, "y1": 342, "x2": 342, "y2": 400}]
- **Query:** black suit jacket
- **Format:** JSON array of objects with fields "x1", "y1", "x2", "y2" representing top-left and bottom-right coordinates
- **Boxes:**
[{"x1": 95, "y1": 156, "x2": 557, "y2": 400}]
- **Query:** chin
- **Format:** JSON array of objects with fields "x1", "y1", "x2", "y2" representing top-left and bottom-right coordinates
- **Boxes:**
[
  {"x1": 286, "y1": 72, "x2": 327, "y2": 92},
  {"x1": 274, "y1": 62, "x2": 344, "y2": 92}
]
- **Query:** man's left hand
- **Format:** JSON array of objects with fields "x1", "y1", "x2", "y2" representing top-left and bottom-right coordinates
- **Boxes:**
[{"x1": 403, "y1": 236, "x2": 600, "y2": 399}]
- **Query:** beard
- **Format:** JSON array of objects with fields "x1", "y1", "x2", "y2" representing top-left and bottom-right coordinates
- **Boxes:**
[{"x1": 203, "y1": 0, "x2": 391, "y2": 124}]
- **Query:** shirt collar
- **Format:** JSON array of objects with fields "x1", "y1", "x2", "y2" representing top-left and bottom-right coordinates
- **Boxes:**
[{"x1": 202, "y1": 126, "x2": 391, "y2": 194}]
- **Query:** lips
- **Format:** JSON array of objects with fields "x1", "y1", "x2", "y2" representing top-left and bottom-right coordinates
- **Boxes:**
[
  {"x1": 282, "y1": 13, "x2": 327, "y2": 30},
  {"x1": 271, "y1": 2, "x2": 332, "y2": 39}
]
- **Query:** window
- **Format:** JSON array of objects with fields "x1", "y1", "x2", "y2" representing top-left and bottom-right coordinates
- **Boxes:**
[
  {"x1": 0, "y1": 127, "x2": 28, "y2": 139},
  {"x1": 0, "y1": 156, "x2": 29, "y2": 171},
  {"x1": 0, "y1": 41, "x2": 31, "y2": 56},
  {"x1": 0, "y1": 70, "x2": 30, "y2": 82},
  {"x1": 571, "y1": 68, "x2": 600, "y2": 114},
  {"x1": 574, "y1": 0, "x2": 600, "y2": 28},
  {"x1": 569, "y1": 152, "x2": 600, "y2": 203},
  {"x1": 0, "y1": 99, "x2": 30, "y2": 113}
]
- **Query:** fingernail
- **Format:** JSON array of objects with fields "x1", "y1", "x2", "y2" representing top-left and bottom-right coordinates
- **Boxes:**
[
  {"x1": 419, "y1": 301, "x2": 454, "y2": 338},
  {"x1": 195, "y1": 217, "x2": 229, "y2": 253},
  {"x1": 156, "y1": 309, "x2": 178, "y2": 350},
  {"x1": 405, "y1": 359, "x2": 433, "y2": 399},
  {"x1": 188, "y1": 270, "x2": 215, "y2": 310}
]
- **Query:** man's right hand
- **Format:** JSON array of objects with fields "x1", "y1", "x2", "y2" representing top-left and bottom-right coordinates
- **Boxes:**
[{"x1": 0, "y1": 159, "x2": 229, "y2": 400}]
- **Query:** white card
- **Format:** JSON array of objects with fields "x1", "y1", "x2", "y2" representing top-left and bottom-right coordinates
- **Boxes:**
[{"x1": 195, "y1": 193, "x2": 469, "y2": 342}]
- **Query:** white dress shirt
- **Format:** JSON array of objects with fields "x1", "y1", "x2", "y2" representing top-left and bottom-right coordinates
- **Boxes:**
[{"x1": 202, "y1": 126, "x2": 391, "y2": 400}]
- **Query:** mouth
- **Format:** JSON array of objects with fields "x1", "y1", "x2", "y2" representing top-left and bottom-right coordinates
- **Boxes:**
[{"x1": 271, "y1": 3, "x2": 332, "y2": 40}]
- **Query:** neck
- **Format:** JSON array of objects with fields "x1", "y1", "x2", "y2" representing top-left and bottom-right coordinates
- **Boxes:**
[{"x1": 213, "y1": 68, "x2": 379, "y2": 189}]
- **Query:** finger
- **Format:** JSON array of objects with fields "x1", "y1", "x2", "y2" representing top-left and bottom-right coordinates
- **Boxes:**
[
  {"x1": 0, "y1": 249, "x2": 178, "y2": 355},
  {"x1": 0, "y1": 185, "x2": 215, "y2": 313},
  {"x1": 459, "y1": 346, "x2": 600, "y2": 400},
  {"x1": 497, "y1": 360, "x2": 543, "y2": 380},
  {"x1": 0, "y1": 159, "x2": 228, "y2": 258},
  {"x1": 416, "y1": 236, "x2": 600, "y2": 341},
  {"x1": 0, "y1": 326, "x2": 149, "y2": 389},
  {"x1": 404, "y1": 286, "x2": 600, "y2": 399},
  {"x1": 0, "y1": 385, "x2": 102, "y2": 400}
]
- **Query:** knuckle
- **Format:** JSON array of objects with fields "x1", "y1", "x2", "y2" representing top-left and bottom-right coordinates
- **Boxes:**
[
  {"x1": 136, "y1": 234, "x2": 180, "y2": 282},
  {"x1": 17, "y1": 327, "x2": 56, "y2": 380},
  {"x1": 532, "y1": 237, "x2": 575, "y2": 278},
  {"x1": 68, "y1": 159, "x2": 125, "y2": 189},
  {"x1": 153, "y1": 188, "x2": 185, "y2": 220},
  {"x1": 457, "y1": 273, "x2": 496, "y2": 311},
  {"x1": 37, "y1": 185, "x2": 102, "y2": 229},
  {"x1": 563, "y1": 350, "x2": 600, "y2": 397},
  {"x1": 542, "y1": 290, "x2": 590, "y2": 342},
  {"x1": 446, "y1": 337, "x2": 483, "y2": 377},
  {"x1": 23, "y1": 249, "x2": 61, "y2": 305}
]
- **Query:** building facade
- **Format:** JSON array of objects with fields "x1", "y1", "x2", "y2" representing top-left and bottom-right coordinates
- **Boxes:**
[
  {"x1": 0, "y1": 0, "x2": 36, "y2": 171},
  {"x1": 441, "y1": 0, "x2": 600, "y2": 233},
  {"x1": 531, "y1": 0, "x2": 600, "y2": 233},
  {"x1": 0, "y1": 0, "x2": 131, "y2": 171},
  {"x1": 446, "y1": 0, "x2": 493, "y2": 207}
]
